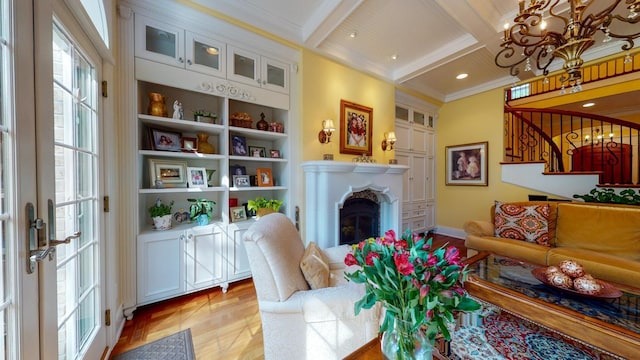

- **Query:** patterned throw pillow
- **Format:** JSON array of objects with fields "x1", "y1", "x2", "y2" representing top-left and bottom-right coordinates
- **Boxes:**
[{"x1": 494, "y1": 201, "x2": 551, "y2": 246}]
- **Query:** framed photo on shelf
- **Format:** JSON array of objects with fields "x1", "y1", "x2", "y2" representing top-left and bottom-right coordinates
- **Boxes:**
[
  {"x1": 445, "y1": 141, "x2": 488, "y2": 186},
  {"x1": 339, "y1": 99, "x2": 373, "y2": 156},
  {"x1": 249, "y1": 146, "x2": 266, "y2": 158},
  {"x1": 232, "y1": 174, "x2": 251, "y2": 187},
  {"x1": 257, "y1": 168, "x2": 274, "y2": 187},
  {"x1": 270, "y1": 149, "x2": 281, "y2": 158},
  {"x1": 229, "y1": 165, "x2": 247, "y2": 177},
  {"x1": 187, "y1": 167, "x2": 208, "y2": 188},
  {"x1": 230, "y1": 206, "x2": 247, "y2": 222},
  {"x1": 231, "y1": 135, "x2": 248, "y2": 156},
  {"x1": 148, "y1": 159, "x2": 187, "y2": 188},
  {"x1": 149, "y1": 128, "x2": 182, "y2": 152},
  {"x1": 181, "y1": 136, "x2": 198, "y2": 152}
]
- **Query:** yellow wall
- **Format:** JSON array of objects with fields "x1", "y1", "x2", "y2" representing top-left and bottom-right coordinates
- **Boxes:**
[
  {"x1": 436, "y1": 88, "x2": 533, "y2": 226},
  {"x1": 301, "y1": 49, "x2": 396, "y2": 163}
]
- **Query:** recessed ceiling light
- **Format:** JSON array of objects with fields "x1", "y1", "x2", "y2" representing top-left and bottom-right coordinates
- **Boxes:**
[
  {"x1": 391, "y1": 54, "x2": 398, "y2": 60},
  {"x1": 348, "y1": 31, "x2": 358, "y2": 39},
  {"x1": 582, "y1": 102, "x2": 595, "y2": 108},
  {"x1": 456, "y1": 73, "x2": 468, "y2": 80}
]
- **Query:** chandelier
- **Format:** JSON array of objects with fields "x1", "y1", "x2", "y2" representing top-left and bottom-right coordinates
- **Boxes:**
[{"x1": 495, "y1": 0, "x2": 640, "y2": 93}]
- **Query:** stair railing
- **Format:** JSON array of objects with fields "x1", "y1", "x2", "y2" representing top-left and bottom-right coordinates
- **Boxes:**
[{"x1": 504, "y1": 107, "x2": 640, "y2": 186}]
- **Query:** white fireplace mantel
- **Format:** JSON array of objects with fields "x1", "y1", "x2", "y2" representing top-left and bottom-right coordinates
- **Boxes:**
[{"x1": 301, "y1": 161, "x2": 409, "y2": 249}]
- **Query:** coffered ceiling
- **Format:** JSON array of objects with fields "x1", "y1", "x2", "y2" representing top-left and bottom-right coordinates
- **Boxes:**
[{"x1": 192, "y1": 0, "x2": 639, "y2": 103}]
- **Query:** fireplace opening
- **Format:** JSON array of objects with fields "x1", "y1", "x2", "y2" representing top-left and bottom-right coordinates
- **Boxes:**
[{"x1": 339, "y1": 191, "x2": 380, "y2": 245}]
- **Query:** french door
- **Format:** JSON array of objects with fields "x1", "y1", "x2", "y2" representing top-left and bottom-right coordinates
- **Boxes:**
[{"x1": 10, "y1": 0, "x2": 107, "y2": 358}]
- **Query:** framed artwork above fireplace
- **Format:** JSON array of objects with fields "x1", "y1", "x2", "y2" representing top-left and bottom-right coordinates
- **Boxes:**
[{"x1": 339, "y1": 99, "x2": 373, "y2": 156}]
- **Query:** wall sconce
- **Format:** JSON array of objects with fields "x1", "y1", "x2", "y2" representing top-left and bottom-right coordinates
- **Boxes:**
[
  {"x1": 318, "y1": 119, "x2": 335, "y2": 144},
  {"x1": 381, "y1": 131, "x2": 396, "y2": 151}
]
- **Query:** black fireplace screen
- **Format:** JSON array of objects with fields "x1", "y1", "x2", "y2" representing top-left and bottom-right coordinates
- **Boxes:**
[{"x1": 339, "y1": 197, "x2": 380, "y2": 245}]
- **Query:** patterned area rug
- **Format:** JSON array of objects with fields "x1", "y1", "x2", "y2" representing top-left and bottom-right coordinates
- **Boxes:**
[
  {"x1": 450, "y1": 309, "x2": 622, "y2": 360},
  {"x1": 113, "y1": 329, "x2": 195, "y2": 360}
]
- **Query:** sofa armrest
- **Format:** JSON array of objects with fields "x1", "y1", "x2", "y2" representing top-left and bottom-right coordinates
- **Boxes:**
[
  {"x1": 463, "y1": 220, "x2": 494, "y2": 236},
  {"x1": 258, "y1": 283, "x2": 379, "y2": 322}
]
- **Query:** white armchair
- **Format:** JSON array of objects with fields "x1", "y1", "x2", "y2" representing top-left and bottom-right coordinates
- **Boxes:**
[{"x1": 242, "y1": 213, "x2": 380, "y2": 360}]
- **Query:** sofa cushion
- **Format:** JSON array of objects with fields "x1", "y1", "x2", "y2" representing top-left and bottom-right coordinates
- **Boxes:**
[
  {"x1": 465, "y1": 234, "x2": 549, "y2": 265},
  {"x1": 556, "y1": 203, "x2": 640, "y2": 261},
  {"x1": 494, "y1": 201, "x2": 551, "y2": 246},
  {"x1": 300, "y1": 241, "x2": 330, "y2": 289}
]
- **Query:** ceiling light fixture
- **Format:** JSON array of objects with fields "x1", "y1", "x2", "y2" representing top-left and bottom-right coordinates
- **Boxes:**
[
  {"x1": 495, "y1": 0, "x2": 640, "y2": 94},
  {"x1": 349, "y1": 31, "x2": 358, "y2": 39},
  {"x1": 456, "y1": 73, "x2": 468, "y2": 79},
  {"x1": 582, "y1": 102, "x2": 595, "y2": 107},
  {"x1": 391, "y1": 54, "x2": 398, "y2": 60}
]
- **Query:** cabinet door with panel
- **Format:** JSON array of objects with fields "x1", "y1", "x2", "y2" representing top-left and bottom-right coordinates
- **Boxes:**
[
  {"x1": 227, "y1": 223, "x2": 252, "y2": 281},
  {"x1": 185, "y1": 224, "x2": 226, "y2": 292},
  {"x1": 137, "y1": 230, "x2": 184, "y2": 304},
  {"x1": 228, "y1": 46, "x2": 289, "y2": 94},
  {"x1": 135, "y1": 14, "x2": 185, "y2": 68},
  {"x1": 135, "y1": 14, "x2": 226, "y2": 78}
]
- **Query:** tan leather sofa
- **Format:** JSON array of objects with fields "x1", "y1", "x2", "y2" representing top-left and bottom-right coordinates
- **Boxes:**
[{"x1": 464, "y1": 201, "x2": 640, "y2": 288}]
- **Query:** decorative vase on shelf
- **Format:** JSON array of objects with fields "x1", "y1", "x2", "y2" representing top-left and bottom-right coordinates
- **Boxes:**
[
  {"x1": 256, "y1": 112, "x2": 269, "y2": 131},
  {"x1": 196, "y1": 133, "x2": 215, "y2": 154},
  {"x1": 152, "y1": 214, "x2": 172, "y2": 231},
  {"x1": 148, "y1": 92, "x2": 167, "y2": 117},
  {"x1": 381, "y1": 317, "x2": 433, "y2": 360},
  {"x1": 196, "y1": 214, "x2": 209, "y2": 226}
]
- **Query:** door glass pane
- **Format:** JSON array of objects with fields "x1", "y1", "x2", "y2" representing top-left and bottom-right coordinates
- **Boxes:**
[
  {"x1": 53, "y1": 22, "x2": 100, "y2": 360},
  {"x1": 266, "y1": 63, "x2": 284, "y2": 87},
  {"x1": 395, "y1": 106, "x2": 409, "y2": 121},
  {"x1": 193, "y1": 40, "x2": 219, "y2": 70},
  {"x1": 233, "y1": 53, "x2": 255, "y2": 79},
  {"x1": 145, "y1": 24, "x2": 176, "y2": 58}
]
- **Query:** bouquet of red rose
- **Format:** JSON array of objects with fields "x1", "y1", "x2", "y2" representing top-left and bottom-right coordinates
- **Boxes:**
[{"x1": 344, "y1": 229, "x2": 480, "y2": 354}]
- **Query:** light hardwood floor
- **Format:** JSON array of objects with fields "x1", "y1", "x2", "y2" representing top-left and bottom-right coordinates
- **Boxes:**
[{"x1": 109, "y1": 234, "x2": 465, "y2": 359}]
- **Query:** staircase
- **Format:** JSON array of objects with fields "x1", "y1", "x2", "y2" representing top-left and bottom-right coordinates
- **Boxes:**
[{"x1": 502, "y1": 107, "x2": 640, "y2": 198}]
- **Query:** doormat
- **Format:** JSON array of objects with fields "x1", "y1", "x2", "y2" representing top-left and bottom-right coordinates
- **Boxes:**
[
  {"x1": 450, "y1": 309, "x2": 622, "y2": 360},
  {"x1": 112, "y1": 329, "x2": 195, "y2": 360}
]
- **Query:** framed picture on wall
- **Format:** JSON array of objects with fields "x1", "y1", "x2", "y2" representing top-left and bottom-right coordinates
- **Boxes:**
[
  {"x1": 445, "y1": 141, "x2": 488, "y2": 186},
  {"x1": 339, "y1": 99, "x2": 373, "y2": 156}
]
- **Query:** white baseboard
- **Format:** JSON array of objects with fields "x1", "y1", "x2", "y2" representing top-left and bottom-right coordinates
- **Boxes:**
[{"x1": 432, "y1": 226, "x2": 466, "y2": 240}]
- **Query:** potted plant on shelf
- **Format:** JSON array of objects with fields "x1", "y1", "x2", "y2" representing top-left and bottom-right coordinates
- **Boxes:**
[
  {"x1": 192, "y1": 110, "x2": 217, "y2": 124},
  {"x1": 148, "y1": 199, "x2": 174, "y2": 230},
  {"x1": 247, "y1": 196, "x2": 284, "y2": 218},
  {"x1": 188, "y1": 198, "x2": 216, "y2": 226}
]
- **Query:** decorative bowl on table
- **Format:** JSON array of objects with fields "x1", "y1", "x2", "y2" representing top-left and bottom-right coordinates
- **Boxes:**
[{"x1": 531, "y1": 260, "x2": 623, "y2": 299}]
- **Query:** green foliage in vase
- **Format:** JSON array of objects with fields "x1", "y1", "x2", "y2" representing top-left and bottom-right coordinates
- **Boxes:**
[
  {"x1": 188, "y1": 198, "x2": 216, "y2": 221},
  {"x1": 148, "y1": 199, "x2": 174, "y2": 218},
  {"x1": 573, "y1": 188, "x2": 640, "y2": 205},
  {"x1": 192, "y1": 110, "x2": 217, "y2": 118},
  {"x1": 247, "y1": 196, "x2": 283, "y2": 212},
  {"x1": 344, "y1": 229, "x2": 481, "y2": 355}
]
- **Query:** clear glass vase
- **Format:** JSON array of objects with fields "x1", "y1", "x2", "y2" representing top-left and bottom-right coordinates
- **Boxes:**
[{"x1": 381, "y1": 317, "x2": 433, "y2": 360}]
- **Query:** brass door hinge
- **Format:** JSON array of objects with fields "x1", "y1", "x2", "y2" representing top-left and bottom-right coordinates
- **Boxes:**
[
  {"x1": 103, "y1": 196, "x2": 109, "y2": 212},
  {"x1": 105, "y1": 309, "x2": 111, "y2": 326},
  {"x1": 101, "y1": 81, "x2": 108, "y2": 97}
]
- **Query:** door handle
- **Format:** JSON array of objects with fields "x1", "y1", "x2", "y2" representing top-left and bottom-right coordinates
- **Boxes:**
[
  {"x1": 50, "y1": 231, "x2": 81, "y2": 246},
  {"x1": 25, "y1": 201, "x2": 81, "y2": 274}
]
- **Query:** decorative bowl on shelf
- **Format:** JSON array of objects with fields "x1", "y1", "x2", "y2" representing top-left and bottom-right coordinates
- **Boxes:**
[{"x1": 531, "y1": 267, "x2": 623, "y2": 299}]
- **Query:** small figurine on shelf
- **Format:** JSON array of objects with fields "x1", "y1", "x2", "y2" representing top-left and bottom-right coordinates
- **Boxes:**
[{"x1": 172, "y1": 100, "x2": 183, "y2": 120}]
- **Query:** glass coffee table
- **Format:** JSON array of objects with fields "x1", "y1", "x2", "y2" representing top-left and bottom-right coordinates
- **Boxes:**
[{"x1": 461, "y1": 252, "x2": 640, "y2": 358}]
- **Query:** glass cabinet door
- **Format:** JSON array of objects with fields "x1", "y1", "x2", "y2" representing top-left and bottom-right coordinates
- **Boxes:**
[
  {"x1": 262, "y1": 56, "x2": 289, "y2": 94},
  {"x1": 227, "y1": 46, "x2": 260, "y2": 86},
  {"x1": 135, "y1": 14, "x2": 184, "y2": 67},
  {"x1": 186, "y1": 32, "x2": 226, "y2": 78}
]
